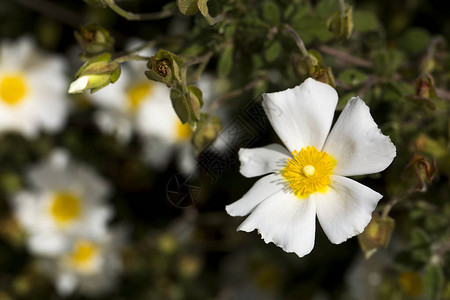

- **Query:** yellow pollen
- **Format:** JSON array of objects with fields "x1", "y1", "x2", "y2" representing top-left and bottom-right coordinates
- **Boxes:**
[
  {"x1": 303, "y1": 165, "x2": 315, "y2": 177},
  {"x1": 50, "y1": 192, "x2": 81, "y2": 226},
  {"x1": 175, "y1": 120, "x2": 192, "y2": 141},
  {"x1": 0, "y1": 73, "x2": 27, "y2": 105},
  {"x1": 127, "y1": 82, "x2": 154, "y2": 111},
  {"x1": 67, "y1": 240, "x2": 100, "y2": 273},
  {"x1": 282, "y1": 146, "x2": 336, "y2": 199}
]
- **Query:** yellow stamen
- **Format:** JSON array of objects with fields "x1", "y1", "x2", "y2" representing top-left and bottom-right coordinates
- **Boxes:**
[
  {"x1": 0, "y1": 73, "x2": 27, "y2": 105},
  {"x1": 127, "y1": 82, "x2": 154, "y2": 111},
  {"x1": 50, "y1": 192, "x2": 81, "y2": 226},
  {"x1": 67, "y1": 240, "x2": 100, "y2": 273},
  {"x1": 282, "y1": 146, "x2": 336, "y2": 199},
  {"x1": 175, "y1": 120, "x2": 192, "y2": 141}
]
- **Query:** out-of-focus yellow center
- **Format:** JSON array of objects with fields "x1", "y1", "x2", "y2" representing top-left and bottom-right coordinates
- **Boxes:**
[
  {"x1": 282, "y1": 146, "x2": 336, "y2": 199},
  {"x1": 67, "y1": 240, "x2": 100, "y2": 273},
  {"x1": 127, "y1": 82, "x2": 154, "y2": 111},
  {"x1": 175, "y1": 120, "x2": 192, "y2": 141},
  {"x1": 0, "y1": 74, "x2": 27, "y2": 105},
  {"x1": 50, "y1": 192, "x2": 81, "y2": 226}
]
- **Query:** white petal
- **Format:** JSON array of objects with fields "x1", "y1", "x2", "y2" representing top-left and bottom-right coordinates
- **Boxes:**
[
  {"x1": 28, "y1": 232, "x2": 68, "y2": 256},
  {"x1": 262, "y1": 78, "x2": 338, "y2": 152},
  {"x1": 322, "y1": 97, "x2": 396, "y2": 176},
  {"x1": 56, "y1": 272, "x2": 78, "y2": 297},
  {"x1": 316, "y1": 175, "x2": 382, "y2": 244},
  {"x1": 239, "y1": 143, "x2": 290, "y2": 178},
  {"x1": 68, "y1": 76, "x2": 89, "y2": 93},
  {"x1": 237, "y1": 190, "x2": 316, "y2": 257},
  {"x1": 225, "y1": 174, "x2": 284, "y2": 217}
]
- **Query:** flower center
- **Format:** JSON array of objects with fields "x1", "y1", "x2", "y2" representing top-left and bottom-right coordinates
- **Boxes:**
[
  {"x1": 67, "y1": 240, "x2": 100, "y2": 273},
  {"x1": 282, "y1": 146, "x2": 336, "y2": 199},
  {"x1": 0, "y1": 73, "x2": 28, "y2": 105},
  {"x1": 127, "y1": 82, "x2": 154, "y2": 111},
  {"x1": 49, "y1": 192, "x2": 81, "y2": 226},
  {"x1": 175, "y1": 120, "x2": 192, "y2": 141}
]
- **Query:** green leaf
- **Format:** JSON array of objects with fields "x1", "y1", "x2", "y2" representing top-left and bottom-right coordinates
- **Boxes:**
[
  {"x1": 198, "y1": 0, "x2": 222, "y2": 25},
  {"x1": 262, "y1": 1, "x2": 280, "y2": 25},
  {"x1": 424, "y1": 264, "x2": 444, "y2": 300},
  {"x1": 177, "y1": 0, "x2": 198, "y2": 15},
  {"x1": 338, "y1": 68, "x2": 368, "y2": 85},
  {"x1": 353, "y1": 10, "x2": 379, "y2": 32},
  {"x1": 187, "y1": 85, "x2": 203, "y2": 120},
  {"x1": 217, "y1": 44, "x2": 233, "y2": 78},
  {"x1": 264, "y1": 40, "x2": 281, "y2": 62},
  {"x1": 398, "y1": 27, "x2": 431, "y2": 56},
  {"x1": 171, "y1": 88, "x2": 190, "y2": 123},
  {"x1": 411, "y1": 228, "x2": 430, "y2": 247}
]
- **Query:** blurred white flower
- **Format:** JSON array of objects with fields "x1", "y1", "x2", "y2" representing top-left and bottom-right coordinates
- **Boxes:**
[
  {"x1": 11, "y1": 150, "x2": 112, "y2": 256},
  {"x1": 226, "y1": 78, "x2": 396, "y2": 258},
  {"x1": 0, "y1": 37, "x2": 69, "y2": 137},
  {"x1": 40, "y1": 228, "x2": 125, "y2": 297},
  {"x1": 88, "y1": 41, "x2": 220, "y2": 174}
]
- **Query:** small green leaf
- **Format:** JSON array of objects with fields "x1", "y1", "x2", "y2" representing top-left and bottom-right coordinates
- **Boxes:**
[
  {"x1": 398, "y1": 27, "x2": 431, "y2": 56},
  {"x1": 424, "y1": 264, "x2": 444, "y2": 300},
  {"x1": 177, "y1": 0, "x2": 198, "y2": 15},
  {"x1": 338, "y1": 68, "x2": 368, "y2": 85},
  {"x1": 217, "y1": 44, "x2": 233, "y2": 78},
  {"x1": 198, "y1": 0, "x2": 222, "y2": 25},
  {"x1": 262, "y1": 1, "x2": 280, "y2": 25},
  {"x1": 187, "y1": 85, "x2": 203, "y2": 121},
  {"x1": 170, "y1": 88, "x2": 190, "y2": 124},
  {"x1": 353, "y1": 10, "x2": 379, "y2": 32},
  {"x1": 264, "y1": 40, "x2": 281, "y2": 62}
]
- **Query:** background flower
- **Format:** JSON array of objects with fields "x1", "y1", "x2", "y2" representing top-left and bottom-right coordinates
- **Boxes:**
[{"x1": 0, "y1": 37, "x2": 69, "y2": 137}]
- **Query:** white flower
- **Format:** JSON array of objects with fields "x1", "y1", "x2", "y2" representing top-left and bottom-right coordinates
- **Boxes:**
[
  {"x1": 226, "y1": 78, "x2": 396, "y2": 258},
  {"x1": 11, "y1": 150, "x2": 112, "y2": 256},
  {"x1": 0, "y1": 37, "x2": 69, "y2": 137},
  {"x1": 40, "y1": 228, "x2": 125, "y2": 297}
]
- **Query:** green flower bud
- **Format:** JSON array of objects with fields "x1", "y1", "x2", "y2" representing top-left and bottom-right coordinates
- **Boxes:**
[
  {"x1": 326, "y1": 5, "x2": 354, "y2": 39},
  {"x1": 69, "y1": 53, "x2": 121, "y2": 94},
  {"x1": 75, "y1": 24, "x2": 115, "y2": 61},
  {"x1": 358, "y1": 213, "x2": 395, "y2": 259},
  {"x1": 145, "y1": 49, "x2": 185, "y2": 87},
  {"x1": 192, "y1": 114, "x2": 222, "y2": 153}
]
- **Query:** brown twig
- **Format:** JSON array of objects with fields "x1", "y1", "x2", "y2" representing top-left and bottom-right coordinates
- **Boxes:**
[
  {"x1": 15, "y1": 0, "x2": 82, "y2": 27},
  {"x1": 104, "y1": 0, "x2": 174, "y2": 21},
  {"x1": 319, "y1": 45, "x2": 374, "y2": 68},
  {"x1": 185, "y1": 52, "x2": 213, "y2": 67},
  {"x1": 283, "y1": 24, "x2": 308, "y2": 57},
  {"x1": 381, "y1": 189, "x2": 415, "y2": 219},
  {"x1": 209, "y1": 77, "x2": 267, "y2": 114}
]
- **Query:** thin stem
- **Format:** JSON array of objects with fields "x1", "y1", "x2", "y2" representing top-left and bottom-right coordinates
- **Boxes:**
[
  {"x1": 15, "y1": 0, "x2": 81, "y2": 27},
  {"x1": 319, "y1": 45, "x2": 373, "y2": 68},
  {"x1": 114, "y1": 54, "x2": 151, "y2": 64},
  {"x1": 209, "y1": 77, "x2": 267, "y2": 114},
  {"x1": 104, "y1": 0, "x2": 173, "y2": 21},
  {"x1": 185, "y1": 52, "x2": 213, "y2": 67},
  {"x1": 381, "y1": 189, "x2": 415, "y2": 219},
  {"x1": 283, "y1": 24, "x2": 308, "y2": 57},
  {"x1": 338, "y1": 0, "x2": 346, "y2": 34}
]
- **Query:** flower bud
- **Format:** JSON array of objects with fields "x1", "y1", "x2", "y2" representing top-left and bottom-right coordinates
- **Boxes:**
[
  {"x1": 358, "y1": 213, "x2": 395, "y2": 259},
  {"x1": 69, "y1": 53, "x2": 121, "y2": 94},
  {"x1": 326, "y1": 5, "x2": 354, "y2": 39},
  {"x1": 75, "y1": 24, "x2": 115, "y2": 61}
]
